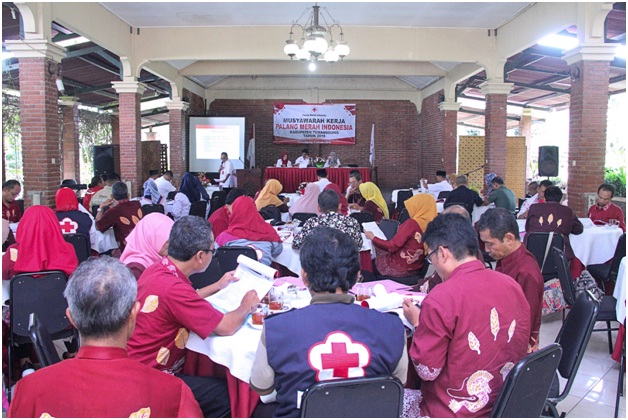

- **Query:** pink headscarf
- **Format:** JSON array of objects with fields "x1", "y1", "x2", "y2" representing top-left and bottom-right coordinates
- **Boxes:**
[
  {"x1": 289, "y1": 183, "x2": 321, "y2": 216},
  {"x1": 120, "y1": 213, "x2": 174, "y2": 270}
]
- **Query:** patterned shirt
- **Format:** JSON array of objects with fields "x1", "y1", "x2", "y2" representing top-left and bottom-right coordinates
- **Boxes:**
[{"x1": 292, "y1": 212, "x2": 363, "y2": 250}]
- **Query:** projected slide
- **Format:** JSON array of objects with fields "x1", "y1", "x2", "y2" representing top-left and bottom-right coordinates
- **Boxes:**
[{"x1": 189, "y1": 117, "x2": 245, "y2": 172}]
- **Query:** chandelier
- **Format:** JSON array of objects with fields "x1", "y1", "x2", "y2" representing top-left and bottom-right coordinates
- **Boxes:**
[{"x1": 283, "y1": 3, "x2": 350, "y2": 70}]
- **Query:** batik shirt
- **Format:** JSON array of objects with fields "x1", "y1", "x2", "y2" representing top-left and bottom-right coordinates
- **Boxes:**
[{"x1": 292, "y1": 212, "x2": 362, "y2": 250}]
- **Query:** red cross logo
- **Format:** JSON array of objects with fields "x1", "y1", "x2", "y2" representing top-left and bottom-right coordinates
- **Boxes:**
[
  {"x1": 308, "y1": 331, "x2": 371, "y2": 381},
  {"x1": 59, "y1": 217, "x2": 78, "y2": 234},
  {"x1": 311, "y1": 107, "x2": 318, "y2": 113}
]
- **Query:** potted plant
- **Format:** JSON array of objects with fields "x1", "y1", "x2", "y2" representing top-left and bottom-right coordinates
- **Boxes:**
[{"x1": 312, "y1": 157, "x2": 325, "y2": 168}]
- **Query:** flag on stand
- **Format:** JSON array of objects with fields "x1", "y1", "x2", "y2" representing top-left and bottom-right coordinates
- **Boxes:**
[
  {"x1": 369, "y1": 123, "x2": 375, "y2": 167},
  {"x1": 247, "y1": 123, "x2": 256, "y2": 169}
]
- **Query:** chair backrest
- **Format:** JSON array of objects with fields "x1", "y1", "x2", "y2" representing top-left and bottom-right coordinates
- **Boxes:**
[
  {"x1": 398, "y1": 208, "x2": 410, "y2": 223},
  {"x1": 10, "y1": 271, "x2": 71, "y2": 340},
  {"x1": 189, "y1": 200, "x2": 208, "y2": 218},
  {"x1": 518, "y1": 198, "x2": 526, "y2": 210},
  {"x1": 260, "y1": 205, "x2": 282, "y2": 223},
  {"x1": 300, "y1": 376, "x2": 403, "y2": 418},
  {"x1": 609, "y1": 233, "x2": 626, "y2": 281},
  {"x1": 215, "y1": 246, "x2": 258, "y2": 273},
  {"x1": 379, "y1": 219, "x2": 399, "y2": 240},
  {"x1": 490, "y1": 343, "x2": 563, "y2": 418},
  {"x1": 63, "y1": 233, "x2": 91, "y2": 263},
  {"x1": 91, "y1": 205, "x2": 99, "y2": 217},
  {"x1": 28, "y1": 313, "x2": 62, "y2": 368},
  {"x1": 444, "y1": 201, "x2": 473, "y2": 217},
  {"x1": 350, "y1": 212, "x2": 375, "y2": 227},
  {"x1": 189, "y1": 257, "x2": 223, "y2": 289},
  {"x1": 553, "y1": 247, "x2": 577, "y2": 307},
  {"x1": 141, "y1": 203, "x2": 165, "y2": 215},
  {"x1": 526, "y1": 232, "x2": 565, "y2": 280},
  {"x1": 166, "y1": 191, "x2": 177, "y2": 200},
  {"x1": 209, "y1": 191, "x2": 228, "y2": 217},
  {"x1": 437, "y1": 190, "x2": 450, "y2": 200},
  {"x1": 396, "y1": 190, "x2": 413, "y2": 210},
  {"x1": 292, "y1": 213, "x2": 318, "y2": 224},
  {"x1": 553, "y1": 292, "x2": 599, "y2": 399}
]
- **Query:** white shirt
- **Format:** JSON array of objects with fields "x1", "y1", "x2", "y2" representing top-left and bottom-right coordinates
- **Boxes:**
[
  {"x1": 89, "y1": 186, "x2": 112, "y2": 208},
  {"x1": 313, "y1": 178, "x2": 331, "y2": 192},
  {"x1": 275, "y1": 159, "x2": 292, "y2": 168},
  {"x1": 155, "y1": 176, "x2": 176, "y2": 199},
  {"x1": 294, "y1": 156, "x2": 310, "y2": 168},
  {"x1": 219, "y1": 159, "x2": 235, "y2": 188},
  {"x1": 517, "y1": 193, "x2": 539, "y2": 218},
  {"x1": 421, "y1": 180, "x2": 452, "y2": 199},
  {"x1": 324, "y1": 158, "x2": 341, "y2": 168}
]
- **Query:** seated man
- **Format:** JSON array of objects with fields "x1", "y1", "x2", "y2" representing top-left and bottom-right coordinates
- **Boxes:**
[
  {"x1": 141, "y1": 169, "x2": 162, "y2": 205},
  {"x1": 526, "y1": 181, "x2": 539, "y2": 198},
  {"x1": 402, "y1": 213, "x2": 530, "y2": 417},
  {"x1": 482, "y1": 176, "x2": 516, "y2": 213},
  {"x1": 294, "y1": 148, "x2": 311, "y2": 168},
  {"x1": 8, "y1": 257, "x2": 203, "y2": 417},
  {"x1": 90, "y1": 172, "x2": 120, "y2": 208},
  {"x1": 127, "y1": 215, "x2": 259, "y2": 417},
  {"x1": 292, "y1": 190, "x2": 363, "y2": 250},
  {"x1": 346, "y1": 170, "x2": 366, "y2": 208},
  {"x1": 478, "y1": 208, "x2": 544, "y2": 352},
  {"x1": 420, "y1": 170, "x2": 452, "y2": 200},
  {"x1": 588, "y1": 183, "x2": 625, "y2": 231},
  {"x1": 155, "y1": 170, "x2": 177, "y2": 200},
  {"x1": 525, "y1": 186, "x2": 583, "y2": 261},
  {"x1": 312, "y1": 168, "x2": 331, "y2": 192},
  {"x1": 443, "y1": 175, "x2": 483, "y2": 216},
  {"x1": 95, "y1": 181, "x2": 143, "y2": 251},
  {"x1": 250, "y1": 227, "x2": 408, "y2": 417},
  {"x1": 517, "y1": 179, "x2": 553, "y2": 219}
]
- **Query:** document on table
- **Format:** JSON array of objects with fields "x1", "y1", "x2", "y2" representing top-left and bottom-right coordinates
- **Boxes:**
[
  {"x1": 362, "y1": 221, "x2": 386, "y2": 240},
  {"x1": 207, "y1": 255, "x2": 276, "y2": 312}
]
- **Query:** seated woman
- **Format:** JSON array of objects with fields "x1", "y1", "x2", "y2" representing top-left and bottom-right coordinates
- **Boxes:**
[
  {"x1": 172, "y1": 172, "x2": 210, "y2": 220},
  {"x1": 82, "y1": 175, "x2": 103, "y2": 210},
  {"x1": 216, "y1": 196, "x2": 283, "y2": 266},
  {"x1": 356, "y1": 182, "x2": 389, "y2": 223},
  {"x1": 208, "y1": 188, "x2": 245, "y2": 238},
  {"x1": 365, "y1": 194, "x2": 436, "y2": 279},
  {"x1": 255, "y1": 179, "x2": 289, "y2": 213},
  {"x1": 323, "y1": 151, "x2": 341, "y2": 168},
  {"x1": 323, "y1": 183, "x2": 349, "y2": 215},
  {"x1": 289, "y1": 183, "x2": 320, "y2": 217},
  {"x1": 119, "y1": 213, "x2": 174, "y2": 280},
  {"x1": 55, "y1": 187, "x2": 94, "y2": 240},
  {"x1": 275, "y1": 152, "x2": 292, "y2": 168}
]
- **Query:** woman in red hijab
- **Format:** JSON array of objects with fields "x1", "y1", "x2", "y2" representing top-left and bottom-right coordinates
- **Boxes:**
[
  {"x1": 215, "y1": 196, "x2": 283, "y2": 266},
  {"x1": 55, "y1": 187, "x2": 94, "y2": 239},
  {"x1": 275, "y1": 152, "x2": 292, "y2": 168},
  {"x1": 324, "y1": 183, "x2": 349, "y2": 215},
  {"x1": 2, "y1": 206, "x2": 78, "y2": 280}
]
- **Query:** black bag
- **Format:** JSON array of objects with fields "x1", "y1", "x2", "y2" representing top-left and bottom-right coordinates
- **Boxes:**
[{"x1": 575, "y1": 270, "x2": 604, "y2": 301}]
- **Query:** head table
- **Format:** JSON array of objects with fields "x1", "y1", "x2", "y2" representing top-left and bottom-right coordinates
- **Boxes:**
[{"x1": 263, "y1": 167, "x2": 370, "y2": 193}]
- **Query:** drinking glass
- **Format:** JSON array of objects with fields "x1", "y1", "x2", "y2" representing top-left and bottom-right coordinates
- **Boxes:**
[
  {"x1": 268, "y1": 288, "x2": 284, "y2": 311},
  {"x1": 251, "y1": 303, "x2": 269, "y2": 325},
  {"x1": 355, "y1": 283, "x2": 373, "y2": 301}
]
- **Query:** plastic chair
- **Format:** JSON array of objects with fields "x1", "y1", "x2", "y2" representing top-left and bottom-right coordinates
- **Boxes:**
[
  {"x1": 379, "y1": 219, "x2": 399, "y2": 240},
  {"x1": 141, "y1": 203, "x2": 165, "y2": 215},
  {"x1": 396, "y1": 190, "x2": 413, "y2": 211},
  {"x1": 490, "y1": 343, "x2": 562, "y2": 418},
  {"x1": 189, "y1": 200, "x2": 208, "y2": 218},
  {"x1": 526, "y1": 232, "x2": 565, "y2": 281},
  {"x1": 544, "y1": 292, "x2": 599, "y2": 417},
  {"x1": 63, "y1": 233, "x2": 91, "y2": 263},
  {"x1": 350, "y1": 212, "x2": 375, "y2": 232},
  {"x1": 292, "y1": 213, "x2": 318, "y2": 225},
  {"x1": 554, "y1": 247, "x2": 618, "y2": 352},
  {"x1": 587, "y1": 233, "x2": 625, "y2": 292},
  {"x1": 215, "y1": 246, "x2": 259, "y2": 273},
  {"x1": 28, "y1": 313, "x2": 62, "y2": 368},
  {"x1": 398, "y1": 208, "x2": 410, "y2": 224},
  {"x1": 300, "y1": 376, "x2": 403, "y2": 418},
  {"x1": 190, "y1": 257, "x2": 223, "y2": 289}
]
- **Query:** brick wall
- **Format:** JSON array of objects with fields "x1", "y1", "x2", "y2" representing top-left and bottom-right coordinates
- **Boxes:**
[
  {"x1": 183, "y1": 88, "x2": 205, "y2": 175},
  {"x1": 61, "y1": 103, "x2": 80, "y2": 182},
  {"x1": 568, "y1": 60, "x2": 610, "y2": 216},
  {"x1": 18, "y1": 58, "x2": 62, "y2": 208},
  {"x1": 484, "y1": 93, "x2": 508, "y2": 179},
  {"x1": 207, "y1": 99, "x2": 421, "y2": 190},
  {"x1": 419, "y1": 91, "x2": 453, "y2": 181},
  {"x1": 118, "y1": 92, "x2": 143, "y2": 196}
]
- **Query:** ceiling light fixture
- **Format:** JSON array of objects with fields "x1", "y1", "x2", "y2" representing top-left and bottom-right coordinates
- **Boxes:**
[{"x1": 284, "y1": 3, "x2": 349, "y2": 67}]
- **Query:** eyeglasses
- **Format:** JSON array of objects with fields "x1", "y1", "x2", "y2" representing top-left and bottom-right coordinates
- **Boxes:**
[
  {"x1": 426, "y1": 246, "x2": 447, "y2": 264},
  {"x1": 205, "y1": 248, "x2": 217, "y2": 257}
]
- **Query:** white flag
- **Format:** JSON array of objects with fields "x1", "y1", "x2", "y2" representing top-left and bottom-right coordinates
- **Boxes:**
[
  {"x1": 369, "y1": 123, "x2": 375, "y2": 167},
  {"x1": 247, "y1": 123, "x2": 255, "y2": 169}
]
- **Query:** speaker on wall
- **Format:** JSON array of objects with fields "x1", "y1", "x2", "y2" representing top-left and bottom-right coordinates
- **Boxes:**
[
  {"x1": 538, "y1": 146, "x2": 559, "y2": 177},
  {"x1": 93, "y1": 145, "x2": 115, "y2": 177}
]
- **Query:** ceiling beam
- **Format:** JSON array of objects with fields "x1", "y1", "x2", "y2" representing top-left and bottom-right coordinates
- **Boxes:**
[{"x1": 65, "y1": 45, "x2": 104, "y2": 59}]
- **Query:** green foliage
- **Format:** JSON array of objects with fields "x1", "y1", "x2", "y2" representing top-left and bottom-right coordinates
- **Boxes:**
[
  {"x1": 605, "y1": 166, "x2": 626, "y2": 197},
  {"x1": 78, "y1": 109, "x2": 112, "y2": 182},
  {"x1": 2, "y1": 94, "x2": 22, "y2": 181}
]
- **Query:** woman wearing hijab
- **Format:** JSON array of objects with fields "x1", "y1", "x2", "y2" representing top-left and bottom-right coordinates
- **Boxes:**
[
  {"x1": 289, "y1": 183, "x2": 320, "y2": 217},
  {"x1": 324, "y1": 183, "x2": 349, "y2": 215},
  {"x1": 172, "y1": 172, "x2": 210, "y2": 220},
  {"x1": 275, "y1": 152, "x2": 292, "y2": 168},
  {"x1": 120, "y1": 213, "x2": 174, "y2": 280},
  {"x1": 324, "y1": 151, "x2": 341, "y2": 168},
  {"x1": 255, "y1": 179, "x2": 289, "y2": 212},
  {"x1": 216, "y1": 196, "x2": 283, "y2": 266},
  {"x1": 55, "y1": 187, "x2": 94, "y2": 239},
  {"x1": 484, "y1": 173, "x2": 497, "y2": 197},
  {"x1": 364, "y1": 194, "x2": 436, "y2": 278},
  {"x1": 357, "y1": 182, "x2": 389, "y2": 223}
]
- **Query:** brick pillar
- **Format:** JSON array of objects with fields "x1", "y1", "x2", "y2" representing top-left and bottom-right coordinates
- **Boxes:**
[
  {"x1": 112, "y1": 81, "x2": 146, "y2": 197},
  {"x1": 519, "y1": 108, "x2": 533, "y2": 179},
  {"x1": 480, "y1": 82, "x2": 513, "y2": 181},
  {"x1": 110, "y1": 112, "x2": 120, "y2": 146},
  {"x1": 60, "y1": 97, "x2": 81, "y2": 182},
  {"x1": 439, "y1": 101, "x2": 461, "y2": 175},
  {"x1": 563, "y1": 45, "x2": 615, "y2": 215},
  {"x1": 166, "y1": 100, "x2": 189, "y2": 182}
]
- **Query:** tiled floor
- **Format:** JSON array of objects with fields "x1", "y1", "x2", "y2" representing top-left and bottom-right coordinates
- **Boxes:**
[{"x1": 539, "y1": 311, "x2": 625, "y2": 417}]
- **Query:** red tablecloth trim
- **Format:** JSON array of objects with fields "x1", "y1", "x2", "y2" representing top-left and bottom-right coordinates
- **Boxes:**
[
  {"x1": 612, "y1": 324, "x2": 625, "y2": 364},
  {"x1": 360, "y1": 250, "x2": 373, "y2": 272},
  {"x1": 263, "y1": 167, "x2": 370, "y2": 193}
]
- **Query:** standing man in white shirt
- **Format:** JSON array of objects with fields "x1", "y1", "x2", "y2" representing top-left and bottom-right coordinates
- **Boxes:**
[
  {"x1": 294, "y1": 148, "x2": 311, "y2": 168},
  {"x1": 216, "y1": 152, "x2": 235, "y2": 192},
  {"x1": 420, "y1": 170, "x2": 453, "y2": 200},
  {"x1": 155, "y1": 171, "x2": 177, "y2": 201}
]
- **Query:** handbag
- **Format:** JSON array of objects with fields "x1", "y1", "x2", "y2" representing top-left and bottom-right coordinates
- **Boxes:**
[
  {"x1": 541, "y1": 278, "x2": 566, "y2": 316},
  {"x1": 575, "y1": 270, "x2": 604, "y2": 301}
]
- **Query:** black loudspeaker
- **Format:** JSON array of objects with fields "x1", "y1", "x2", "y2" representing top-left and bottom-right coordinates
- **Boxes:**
[
  {"x1": 538, "y1": 146, "x2": 559, "y2": 177},
  {"x1": 93, "y1": 145, "x2": 115, "y2": 177}
]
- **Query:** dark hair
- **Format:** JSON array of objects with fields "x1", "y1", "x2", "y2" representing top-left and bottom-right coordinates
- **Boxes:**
[
  {"x1": 111, "y1": 181, "x2": 128, "y2": 200},
  {"x1": 598, "y1": 183, "x2": 616, "y2": 198},
  {"x1": 149, "y1": 170, "x2": 159, "y2": 176},
  {"x1": 300, "y1": 227, "x2": 360, "y2": 293},
  {"x1": 528, "y1": 181, "x2": 539, "y2": 189},
  {"x1": 539, "y1": 179, "x2": 554, "y2": 189},
  {"x1": 316, "y1": 168, "x2": 328, "y2": 178},
  {"x1": 318, "y1": 190, "x2": 340, "y2": 213},
  {"x1": 2, "y1": 179, "x2": 21, "y2": 190},
  {"x1": 544, "y1": 186, "x2": 563, "y2": 202},
  {"x1": 61, "y1": 179, "x2": 77, "y2": 187},
  {"x1": 491, "y1": 176, "x2": 504, "y2": 186},
  {"x1": 221, "y1": 152, "x2": 228, "y2": 158},
  {"x1": 90, "y1": 176, "x2": 103, "y2": 188},
  {"x1": 225, "y1": 188, "x2": 245, "y2": 205},
  {"x1": 168, "y1": 216, "x2": 214, "y2": 262},
  {"x1": 163, "y1": 171, "x2": 174, "y2": 178},
  {"x1": 349, "y1": 170, "x2": 362, "y2": 181},
  {"x1": 477, "y1": 208, "x2": 519, "y2": 242},
  {"x1": 107, "y1": 172, "x2": 120, "y2": 183},
  {"x1": 101, "y1": 174, "x2": 108, "y2": 182},
  {"x1": 301, "y1": 148, "x2": 309, "y2": 153},
  {"x1": 423, "y1": 213, "x2": 478, "y2": 260}
]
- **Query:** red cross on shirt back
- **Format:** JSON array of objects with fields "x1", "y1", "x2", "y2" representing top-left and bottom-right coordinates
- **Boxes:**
[{"x1": 308, "y1": 331, "x2": 371, "y2": 381}]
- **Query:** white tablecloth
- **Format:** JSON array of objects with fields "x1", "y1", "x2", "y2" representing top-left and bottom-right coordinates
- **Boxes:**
[{"x1": 614, "y1": 257, "x2": 625, "y2": 325}]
